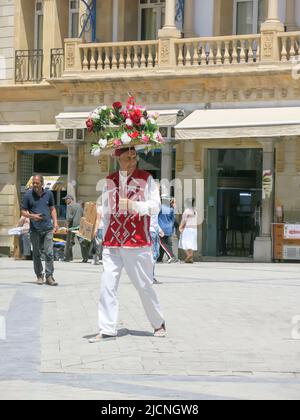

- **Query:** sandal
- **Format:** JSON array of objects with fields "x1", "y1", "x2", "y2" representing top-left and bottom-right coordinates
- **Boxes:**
[
  {"x1": 88, "y1": 334, "x2": 116, "y2": 343},
  {"x1": 154, "y1": 323, "x2": 167, "y2": 338}
]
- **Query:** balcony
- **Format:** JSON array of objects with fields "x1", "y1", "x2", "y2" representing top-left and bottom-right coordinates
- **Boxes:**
[
  {"x1": 15, "y1": 49, "x2": 43, "y2": 83},
  {"x1": 61, "y1": 31, "x2": 300, "y2": 79},
  {"x1": 50, "y1": 48, "x2": 64, "y2": 78},
  {"x1": 13, "y1": 31, "x2": 300, "y2": 83}
]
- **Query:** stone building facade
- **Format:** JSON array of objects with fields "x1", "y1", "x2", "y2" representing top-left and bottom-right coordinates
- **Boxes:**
[{"x1": 1, "y1": 0, "x2": 300, "y2": 262}]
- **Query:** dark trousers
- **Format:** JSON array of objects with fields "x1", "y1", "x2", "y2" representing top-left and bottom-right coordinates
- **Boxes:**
[
  {"x1": 78, "y1": 237, "x2": 91, "y2": 261},
  {"x1": 30, "y1": 230, "x2": 54, "y2": 278},
  {"x1": 64, "y1": 231, "x2": 75, "y2": 261},
  {"x1": 158, "y1": 235, "x2": 175, "y2": 261}
]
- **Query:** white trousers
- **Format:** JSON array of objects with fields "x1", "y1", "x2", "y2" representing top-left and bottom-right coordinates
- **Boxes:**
[{"x1": 98, "y1": 247, "x2": 165, "y2": 336}]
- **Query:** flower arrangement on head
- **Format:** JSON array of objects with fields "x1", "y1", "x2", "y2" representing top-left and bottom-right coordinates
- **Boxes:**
[{"x1": 86, "y1": 96, "x2": 164, "y2": 157}]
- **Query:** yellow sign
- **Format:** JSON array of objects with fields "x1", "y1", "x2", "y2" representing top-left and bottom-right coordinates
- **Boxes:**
[{"x1": 26, "y1": 176, "x2": 67, "y2": 191}]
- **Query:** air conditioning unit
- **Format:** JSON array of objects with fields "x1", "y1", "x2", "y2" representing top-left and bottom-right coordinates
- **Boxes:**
[{"x1": 283, "y1": 246, "x2": 300, "y2": 260}]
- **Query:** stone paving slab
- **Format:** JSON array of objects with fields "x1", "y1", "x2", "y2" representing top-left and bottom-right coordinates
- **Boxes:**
[{"x1": 1, "y1": 258, "x2": 300, "y2": 399}]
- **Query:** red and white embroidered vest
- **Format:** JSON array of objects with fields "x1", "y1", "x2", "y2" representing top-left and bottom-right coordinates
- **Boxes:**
[{"x1": 103, "y1": 169, "x2": 151, "y2": 248}]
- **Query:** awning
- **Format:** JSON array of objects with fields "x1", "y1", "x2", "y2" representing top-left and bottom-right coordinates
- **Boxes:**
[
  {"x1": 25, "y1": 176, "x2": 67, "y2": 192},
  {"x1": 56, "y1": 109, "x2": 183, "y2": 130},
  {"x1": 175, "y1": 107, "x2": 300, "y2": 140},
  {"x1": 0, "y1": 125, "x2": 61, "y2": 143}
]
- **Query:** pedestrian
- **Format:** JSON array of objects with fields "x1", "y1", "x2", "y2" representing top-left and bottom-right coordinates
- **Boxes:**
[
  {"x1": 179, "y1": 198, "x2": 198, "y2": 264},
  {"x1": 63, "y1": 194, "x2": 83, "y2": 262},
  {"x1": 21, "y1": 174, "x2": 58, "y2": 286},
  {"x1": 77, "y1": 201, "x2": 92, "y2": 263},
  {"x1": 17, "y1": 215, "x2": 31, "y2": 259},
  {"x1": 150, "y1": 213, "x2": 163, "y2": 285},
  {"x1": 92, "y1": 204, "x2": 104, "y2": 265},
  {"x1": 158, "y1": 196, "x2": 177, "y2": 264},
  {"x1": 89, "y1": 146, "x2": 166, "y2": 343}
]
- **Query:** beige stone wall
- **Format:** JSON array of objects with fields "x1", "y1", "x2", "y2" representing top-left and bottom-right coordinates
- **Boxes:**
[
  {"x1": 0, "y1": 0, "x2": 15, "y2": 84},
  {"x1": 14, "y1": 0, "x2": 35, "y2": 51},
  {"x1": 0, "y1": 143, "x2": 17, "y2": 253},
  {"x1": 0, "y1": 100, "x2": 62, "y2": 124},
  {"x1": 77, "y1": 141, "x2": 110, "y2": 204},
  {"x1": 96, "y1": 0, "x2": 113, "y2": 42}
]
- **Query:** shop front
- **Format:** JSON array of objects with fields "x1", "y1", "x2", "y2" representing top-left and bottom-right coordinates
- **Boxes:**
[
  {"x1": 204, "y1": 148, "x2": 262, "y2": 258},
  {"x1": 175, "y1": 106, "x2": 300, "y2": 262}
]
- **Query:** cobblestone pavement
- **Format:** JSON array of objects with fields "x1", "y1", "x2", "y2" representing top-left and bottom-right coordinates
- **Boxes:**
[{"x1": 0, "y1": 257, "x2": 300, "y2": 400}]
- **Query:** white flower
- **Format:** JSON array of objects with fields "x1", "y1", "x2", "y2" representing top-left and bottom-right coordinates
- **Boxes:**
[
  {"x1": 91, "y1": 111, "x2": 99, "y2": 119},
  {"x1": 121, "y1": 132, "x2": 132, "y2": 144},
  {"x1": 101, "y1": 105, "x2": 107, "y2": 111},
  {"x1": 98, "y1": 139, "x2": 108, "y2": 148},
  {"x1": 125, "y1": 118, "x2": 133, "y2": 127},
  {"x1": 149, "y1": 118, "x2": 156, "y2": 125},
  {"x1": 140, "y1": 117, "x2": 146, "y2": 125},
  {"x1": 92, "y1": 148, "x2": 101, "y2": 157}
]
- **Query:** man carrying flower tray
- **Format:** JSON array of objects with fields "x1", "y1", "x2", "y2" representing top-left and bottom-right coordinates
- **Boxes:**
[{"x1": 88, "y1": 97, "x2": 166, "y2": 343}]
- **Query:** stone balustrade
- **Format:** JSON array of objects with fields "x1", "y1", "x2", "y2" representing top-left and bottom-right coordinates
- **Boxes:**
[
  {"x1": 279, "y1": 32, "x2": 300, "y2": 62},
  {"x1": 60, "y1": 31, "x2": 300, "y2": 77},
  {"x1": 79, "y1": 40, "x2": 159, "y2": 71},
  {"x1": 175, "y1": 35, "x2": 261, "y2": 66}
]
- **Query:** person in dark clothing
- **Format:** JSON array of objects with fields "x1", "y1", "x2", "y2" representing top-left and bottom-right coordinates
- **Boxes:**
[
  {"x1": 157, "y1": 196, "x2": 177, "y2": 263},
  {"x1": 64, "y1": 195, "x2": 83, "y2": 262},
  {"x1": 22, "y1": 174, "x2": 58, "y2": 286}
]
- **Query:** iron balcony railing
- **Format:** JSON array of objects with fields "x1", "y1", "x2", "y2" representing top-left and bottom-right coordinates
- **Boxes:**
[
  {"x1": 15, "y1": 49, "x2": 43, "y2": 83},
  {"x1": 50, "y1": 48, "x2": 64, "y2": 78}
]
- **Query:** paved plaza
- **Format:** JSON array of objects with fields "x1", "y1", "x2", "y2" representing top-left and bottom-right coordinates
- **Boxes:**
[{"x1": 0, "y1": 257, "x2": 300, "y2": 400}]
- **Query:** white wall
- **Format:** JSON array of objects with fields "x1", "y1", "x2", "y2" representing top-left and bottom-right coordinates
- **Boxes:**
[
  {"x1": 194, "y1": 0, "x2": 214, "y2": 37},
  {"x1": 0, "y1": 0, "x2": 15, "y2": 84}
]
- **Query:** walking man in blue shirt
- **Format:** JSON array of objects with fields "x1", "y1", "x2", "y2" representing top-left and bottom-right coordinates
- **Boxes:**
[
  {"x1": 158, "y1": 196, "x2": 177, "y2": 264},
  {"x1": 22, "y1": 174, "x2": 59, "y2": 286}
]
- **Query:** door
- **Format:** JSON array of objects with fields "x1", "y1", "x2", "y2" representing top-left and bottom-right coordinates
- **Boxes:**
[
  {"x1": 203, "y1": 148, "x2": 263, "y2": 258},
  {"x1": 203, "y1": 149, "x2": 218, "y2": 256}
]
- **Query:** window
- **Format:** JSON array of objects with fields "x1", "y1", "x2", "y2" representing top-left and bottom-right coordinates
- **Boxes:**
[
  {"x1": 35, "y1": 0, "x2": 44, "y2": 50},
  {"x1": 69, "y1": 0, "x2": 79, "y2": 38},
  {"x1": 234, "y1": 0, "x2": 265, "y2": 35},
  {"x1": 139, "y1": 0, "x2": 166, "y2": 40}
]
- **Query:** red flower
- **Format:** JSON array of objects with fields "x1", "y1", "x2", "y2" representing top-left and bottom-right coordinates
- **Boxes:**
[
  {"x1": 127, "y1": 96, "x2": 136, "y2": 108},
  {"x1": 113, "y1": 102, "x2": 122, "y2": 110},
  {"x1": 121, "y1": 110, "x2": 129, "y2": 121},
  {"x1": 86, "y1": 118, "x2": 94, "y2": 133},
  {"x1": 129, "y1": 131, "x2": 139, "y2": 139},
  {"x1": 130, "y1": 109, "x2": 142, "y2": 125}
]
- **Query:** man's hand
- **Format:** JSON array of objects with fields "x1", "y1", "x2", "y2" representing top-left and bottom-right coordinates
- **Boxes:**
[
  {"x1": 119, "y1": 199, "x2": 135, "y2": 212},
  {"x1": 53, "y1": 225, "x2": 59, "y2": 234},
  {"x1": 159, "y1": 230, "x2": 165, "y2": 238},
  {"x1": 119, "y1": 198, "x2": 128, "y2": 211},
  {"x1": 31, "y1": 213, "x2": 43, "y2": 222}
]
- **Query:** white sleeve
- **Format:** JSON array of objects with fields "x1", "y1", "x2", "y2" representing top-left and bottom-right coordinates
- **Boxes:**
[{"x1": 131, "y1": 176, "x2": 161, "y2": 217}]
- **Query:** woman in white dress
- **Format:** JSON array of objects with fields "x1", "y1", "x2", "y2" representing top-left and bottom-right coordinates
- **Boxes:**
[{"x1": 179, "y1": 198, "x2": 198, "y2": 264}]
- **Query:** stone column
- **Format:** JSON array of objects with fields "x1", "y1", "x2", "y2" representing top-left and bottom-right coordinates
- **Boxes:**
[
  {"x1": 161, "y1": 140, "x2": 173, "y2": 182},
  {"x1": 285, "y1": 0, "x2": 298, "y2": 32},
  {"x1": 254, "y1": 139, "x2": 276, "y2": 262},
  {"x1": 158, "y1": 0, "x2": 181, "y2": 68},
  {"x1": 260, "y1": 0, "x2": 284, "y2": 62},
  {"x1": 266, "y1": 0, "x2": 280, "y2": 21},
  {"x1": 112, "y1": 0, "x2": 119, "y2": 42},
  {"x1": 158, "y1": 0, "x2": 181, "y2": 38},
  {"x1": 184, "y1": 0, "x2": 195, "y2": 38},
  {"x1": 65, "y1": 141, "x2": 79, "y2": 201}
]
